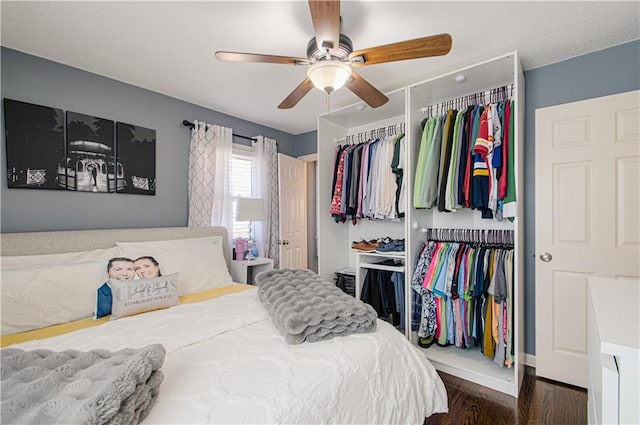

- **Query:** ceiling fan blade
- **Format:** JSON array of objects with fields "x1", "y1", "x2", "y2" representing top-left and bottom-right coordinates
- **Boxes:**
[
  {"x1": 278, "y1": 78, "x2": 315, "y2": 109},
  {"x1": 349, "y1": 33, "x2": 452, "y2": 66},
  {"x1": 215, "y1": 51, "x2": 309, "y2": 66},
  {"x1": 308, "y1": 0, "x2": 341, "y2": 55},
  {"x1": 345, "y1": 71, "x2": 389, "y2": 108}
]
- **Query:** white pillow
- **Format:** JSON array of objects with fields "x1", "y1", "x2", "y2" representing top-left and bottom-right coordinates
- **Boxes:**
[
  {"x1": 116, "y1": 236, "x2": 232, "y2": 296},
  {"x1": 1, "y1": 260, "x2": 106, "y2": 335},
  {"x1": 1, "y1": 246, "x2": 118, "y2": 271},
  {"x1": 109, "y1": 273, "x2": 179, "y2": 320},
  {"x1": 118, "y1": 236, "x2": 223, "y2": 251}
]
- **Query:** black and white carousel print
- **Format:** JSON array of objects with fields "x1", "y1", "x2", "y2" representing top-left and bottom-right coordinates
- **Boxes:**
[{"x1": 63, "y1": 111, "x2": 115, "y2": 192}]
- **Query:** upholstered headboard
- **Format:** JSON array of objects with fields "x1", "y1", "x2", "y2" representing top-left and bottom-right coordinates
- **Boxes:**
[{"x1": 0, "y1": 226, "x2": 230, "y2": 267}]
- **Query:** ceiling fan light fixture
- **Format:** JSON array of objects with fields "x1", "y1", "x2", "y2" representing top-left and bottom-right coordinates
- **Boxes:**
[{"x1": 307, "y1": 61, "x2": 351, "y2": 94}]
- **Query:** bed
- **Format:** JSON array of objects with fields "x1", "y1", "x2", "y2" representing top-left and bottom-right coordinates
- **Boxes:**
[{"x1": 0, "y1": 226, "x2": 447, "y2": 424}]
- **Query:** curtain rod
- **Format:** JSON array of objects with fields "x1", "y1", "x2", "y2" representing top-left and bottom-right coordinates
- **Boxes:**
[{"x1": 182, "y1": 120, "x2": 257, "y2": 142}]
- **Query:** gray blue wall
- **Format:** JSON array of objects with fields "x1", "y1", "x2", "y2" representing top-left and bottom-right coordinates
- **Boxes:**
[
  {"x1": 294, "y1": 130, "x2": 318, "y2": 157},
  {"x1": 1, "y1": 47, "x2": 297, "y2": 233},
  {"x1": 293, "y1": 40, "x2": 640, "y2": 355}
]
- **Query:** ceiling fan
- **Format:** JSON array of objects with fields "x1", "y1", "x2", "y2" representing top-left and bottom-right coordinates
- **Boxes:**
[{"x1": 215, "y1": 0, "x2": 452, "y2": 110}]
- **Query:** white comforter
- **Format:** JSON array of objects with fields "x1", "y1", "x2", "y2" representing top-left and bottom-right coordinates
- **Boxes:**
[{"x1": 12, "y1": 287, "x2": 448, "y2": 424}]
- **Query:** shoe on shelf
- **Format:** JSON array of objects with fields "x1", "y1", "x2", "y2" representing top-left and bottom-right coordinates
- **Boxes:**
[
  {"x1": 367, "y1": 239, "x2": 382, "y2": 249},
  {"x1": 375, "y1": 238, "x2": 405, "y2": 253},
  {"x1": 351, "y1": 239, "x2": 376, "y2": 252},
  {"x1": 352, "y1": 238, "x2": 386, "y2": 252},
  {"x1": 391, "y1": 239, "x2": 405, "y2": 252},
  {"x1": 378, "y1": 236, "x2": 392, "y2": 245}
]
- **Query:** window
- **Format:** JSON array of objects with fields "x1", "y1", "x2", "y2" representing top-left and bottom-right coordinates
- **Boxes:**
[{"x1": 230, "y1": 147, "x2": 254, "y2": 240}]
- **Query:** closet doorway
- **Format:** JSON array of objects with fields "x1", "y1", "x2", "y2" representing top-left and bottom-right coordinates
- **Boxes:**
[
  {"x1": 535, "y1": 90, "x2": 640, "y2": 387},
  {"x1": 277, "y1": 153, "x2": 308, "y2": 269},
  {"x1": 299, "y1": 154, "x2": 318, "y2": 273}
]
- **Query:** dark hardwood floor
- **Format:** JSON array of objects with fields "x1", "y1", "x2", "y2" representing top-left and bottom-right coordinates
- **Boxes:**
[{"x1": 427, "y1": 367, "x2": 588, "y2": 425}]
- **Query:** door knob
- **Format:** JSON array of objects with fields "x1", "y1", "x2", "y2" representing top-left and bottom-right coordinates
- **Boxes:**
[{"x1": 539, "y1": 252, "x2": 553, "y2": 262}]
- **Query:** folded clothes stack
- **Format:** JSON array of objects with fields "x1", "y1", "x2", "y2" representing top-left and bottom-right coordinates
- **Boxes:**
[{"x1": 351, "y1": 237, "x2": 405, "y2": 253}]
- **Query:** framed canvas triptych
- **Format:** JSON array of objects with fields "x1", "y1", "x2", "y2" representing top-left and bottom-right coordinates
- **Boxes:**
[{"x1": 4, "y1": 98, "x2": 156, "y2": 195}]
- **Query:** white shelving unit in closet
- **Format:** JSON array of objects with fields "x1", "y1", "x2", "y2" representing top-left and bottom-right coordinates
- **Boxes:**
[{"x1": 317, "y1": 52, "x2": 525, "y2": 397}]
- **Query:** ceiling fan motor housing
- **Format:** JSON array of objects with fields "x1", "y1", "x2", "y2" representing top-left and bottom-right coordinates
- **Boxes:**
[{"x1": 307, "y1": 33, "x2": 353, "y2": 62}]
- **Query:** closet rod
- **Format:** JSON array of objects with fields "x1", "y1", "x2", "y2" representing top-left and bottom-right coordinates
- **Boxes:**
[
  {"x1": 334, "y1": 122, "x2": 406, "y2": 144},
  {"x1": 182, "y1": 120, "x2": 257, "y2": 142},
  {"x1": 425, "y1": 228, "x2": 514, "y2": 246},
  {"x1": 420, "y1": 83, "x2": 514, "y2": 115}
]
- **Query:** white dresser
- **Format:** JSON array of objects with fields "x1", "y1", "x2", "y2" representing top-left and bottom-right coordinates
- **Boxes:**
[{"x1": 587, "y1": 277, "x2": 639, "y2": 425}]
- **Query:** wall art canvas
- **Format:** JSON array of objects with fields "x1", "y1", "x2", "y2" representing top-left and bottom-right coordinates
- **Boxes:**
[
  {"x1": 4, "y1": 98, "x2": 65, "y2": 190},
  {"x1": 64, "y1": 111, "x2": 115, "y2": 192},
  {"x1": 116, "y1": 122, "x2": 156, "y2": 195}
]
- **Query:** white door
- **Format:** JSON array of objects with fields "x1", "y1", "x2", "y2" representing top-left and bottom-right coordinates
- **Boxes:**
[
  {"x1": 278, "y1": 153, "x2": 308, "y2": 269},
  {"x1": 535, "y1": 90, "x2": 640, "y2": 387}
]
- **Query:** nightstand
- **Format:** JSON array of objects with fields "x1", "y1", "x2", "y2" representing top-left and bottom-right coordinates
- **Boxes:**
[{"x1": 228, "y1": 257, "x2": 274, "y2": 285}]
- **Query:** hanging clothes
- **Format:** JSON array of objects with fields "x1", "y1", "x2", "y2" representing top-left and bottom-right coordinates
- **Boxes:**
[
  {"x1": 503, "y1": 100, "x2": 517, "y2": 219},
  {"x1": 361, "y1": 267, "x2": 402, "y2": 328},
  {"x1": 411, "y1": 241, "x2": 437, "y2": 338},
  {"x1": 445, "y1": 108, "x2": 467, "y2": 211},
  {"x1": 413, "y1": 116, "x2": 442, "y2": 209},
  {"x1": 472, "y1": 106, "x2": 494, "y2": 219},
  {"x1": 391, "y1": 134, "x2": 406, "y2": 218},
  {"x1": 457, "y1": 105, "x2": 473, "y2": 207},
  {"x1": 329, "y1": 132, "x2": 406, "y2": 223},
  {"x1": 412, "y1": 87, "x2": 515, "y2": 221},
  {"x1": 391, "y1": 271, "x2": 405, "y2": 330},
  {"x1": 437, "y1": 109, "x2": 457, "y2": 212},
  {"x1": 411, "y1": 232, "x2": 515, "y2": 367},
  {"x1": 329, "y1": 145, "x2": 349, "y2": 221}
]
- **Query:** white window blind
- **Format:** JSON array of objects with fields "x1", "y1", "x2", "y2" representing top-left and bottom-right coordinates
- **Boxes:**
[{"x1": 230, "y1": 149, "x2": 253, "y2": 240}]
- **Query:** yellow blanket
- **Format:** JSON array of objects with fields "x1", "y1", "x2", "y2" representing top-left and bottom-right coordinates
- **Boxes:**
[{"x1": 1, "y1": 284, "x2": 253, "y2": 348}]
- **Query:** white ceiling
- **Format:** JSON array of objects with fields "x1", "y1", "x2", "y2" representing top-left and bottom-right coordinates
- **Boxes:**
[{"x1": 1, "y1": 1, "x2": 639, "y2": 135}]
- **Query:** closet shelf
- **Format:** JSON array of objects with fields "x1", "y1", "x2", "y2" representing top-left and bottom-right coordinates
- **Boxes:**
[
  {"x1": 411, "y1": 334, "x2": 516, "y2": 395},
  {"x1": 359, "y1": 263, "x2": 405, "y2": 272},
  {"x1": 353, "y1": 250, "x2": 405, "y2": 259},
  {"x1": 335, "y1": 267, "x2": 356, "y2": 275}
]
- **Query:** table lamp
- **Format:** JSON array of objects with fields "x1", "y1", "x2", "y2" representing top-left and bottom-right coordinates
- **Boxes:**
[{"x1": 235, "y1": 197, "x2": 265, "y2": 261}]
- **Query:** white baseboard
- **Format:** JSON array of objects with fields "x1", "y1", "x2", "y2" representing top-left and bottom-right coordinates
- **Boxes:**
[{"x1": 523, "y1": 353, "x2": 536, "y2": 368}]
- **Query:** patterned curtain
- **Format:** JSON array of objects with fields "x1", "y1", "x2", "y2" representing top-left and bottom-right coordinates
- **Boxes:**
[
  {"x1": 188, "y1": 121, "x2": 233, "y2": 232},
  {"x1": 252, "y1": 136, "x2": 279, "y2": 268}
]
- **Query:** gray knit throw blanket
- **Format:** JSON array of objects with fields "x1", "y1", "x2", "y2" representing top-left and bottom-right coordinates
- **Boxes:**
[
  {"x1": 1, "y1": 344, "x2": 165, "y2": 425},
  {"x1": 255, "y1": 269, "x2": 377, "y2": 344}
]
